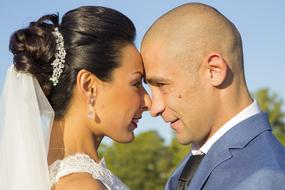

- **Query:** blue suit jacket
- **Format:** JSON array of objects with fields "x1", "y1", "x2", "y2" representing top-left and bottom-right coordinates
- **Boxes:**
[{"x1": 165, "y1": 113, "x2": 285, "y2": 190}]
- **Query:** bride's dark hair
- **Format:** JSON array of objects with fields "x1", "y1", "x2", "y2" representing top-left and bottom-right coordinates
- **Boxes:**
[{"x1": 9, "y1": 6, "x2": 136, "y2": 119}]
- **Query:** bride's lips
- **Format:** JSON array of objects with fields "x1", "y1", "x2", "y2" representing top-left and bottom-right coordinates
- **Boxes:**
[
  {"x1": 131, "y1": 117, "x2": 142, "y2": 129},
  {"x1": 131, "y1": 121, "x2": 137, "y2": 128}
]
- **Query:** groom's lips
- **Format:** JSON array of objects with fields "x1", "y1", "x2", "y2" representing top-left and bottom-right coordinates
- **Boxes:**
[{"x1": 170, "y1": 119, "x2": 180, "y2": 129}]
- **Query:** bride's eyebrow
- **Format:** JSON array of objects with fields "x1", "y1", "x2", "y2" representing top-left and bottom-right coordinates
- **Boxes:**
[
  {"x1": 132, "y1": 71, "x2": 143, "y2": 79},
  {"x1": 132, "y1": 71, "x2": 143, "y2": 75}
]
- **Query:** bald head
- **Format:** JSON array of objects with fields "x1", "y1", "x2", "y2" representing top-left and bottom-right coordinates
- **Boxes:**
[{"x1": 142, "y1": 3, "x2": 244, "y2": 75}]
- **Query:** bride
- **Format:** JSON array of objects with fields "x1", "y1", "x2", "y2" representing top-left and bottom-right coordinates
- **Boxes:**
[{"x1": 0, "y1": 6, "x2": 151, "y2": 190}]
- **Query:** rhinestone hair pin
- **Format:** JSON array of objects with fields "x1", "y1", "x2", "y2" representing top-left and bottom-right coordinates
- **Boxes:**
[{"x1": 49, "y1": 27, "x2": 66, "y2": 86}]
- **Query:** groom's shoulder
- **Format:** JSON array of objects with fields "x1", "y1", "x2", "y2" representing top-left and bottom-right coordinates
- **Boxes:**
[{"x1": 54, "y1": 172, "x2": 106, "y2": 190}]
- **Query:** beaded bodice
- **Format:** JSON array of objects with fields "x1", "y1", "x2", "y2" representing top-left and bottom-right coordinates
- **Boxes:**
[{"x1": 49, "y1": 153, "x2": 129, "y2": 190}]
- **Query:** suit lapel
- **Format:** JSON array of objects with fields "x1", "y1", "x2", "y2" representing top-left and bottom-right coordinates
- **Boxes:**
[
  {"x1": 188, "y1": 142, "x2": 232, "y2": 189},
  {"x1": 189, "y1": 112, "x2": 271, "y2": 189}
]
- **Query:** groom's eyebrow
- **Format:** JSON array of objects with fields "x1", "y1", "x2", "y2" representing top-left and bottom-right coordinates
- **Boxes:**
[{"x1": 145, "y1": 76, "x2": 168, "y2": 85}]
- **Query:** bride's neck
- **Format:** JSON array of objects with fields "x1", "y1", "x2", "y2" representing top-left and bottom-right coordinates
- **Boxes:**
[{"x1": 47, "y1": 116, "x2": 102, "y2": 165}]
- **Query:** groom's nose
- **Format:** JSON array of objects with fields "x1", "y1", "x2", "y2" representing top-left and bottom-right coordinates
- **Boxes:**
[{"x1": 149, "y1": 89, "x2": 165, "y2": 117}]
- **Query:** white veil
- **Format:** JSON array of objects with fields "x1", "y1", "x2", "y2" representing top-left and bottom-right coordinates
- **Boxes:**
[{"x1": 0, "y1": 65, "x2": 54, "y2": 190}]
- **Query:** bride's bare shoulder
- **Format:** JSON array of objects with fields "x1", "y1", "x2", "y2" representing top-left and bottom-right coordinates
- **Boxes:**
[{"x1": 53, "y1": 172, "x2": 106, "y2": 190}]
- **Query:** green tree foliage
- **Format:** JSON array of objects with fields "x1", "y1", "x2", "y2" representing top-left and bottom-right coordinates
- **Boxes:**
[
  {"x1": 253, "y1": 88, "x2": 285, "y2": 144},
  {"x1": 104, "y1": 131, "x2": 173, "y2": 190},
  {"x1": 274, "y1": 130, "x2": 285, "y2": 145},
  {"x1": 253, "y1": 88, "x2": 285, "y2": 129}
]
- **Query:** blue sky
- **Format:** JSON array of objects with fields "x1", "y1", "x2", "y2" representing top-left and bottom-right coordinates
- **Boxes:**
[{"x1": 1, "y1": 0, "x2": 284, "y2": 144}]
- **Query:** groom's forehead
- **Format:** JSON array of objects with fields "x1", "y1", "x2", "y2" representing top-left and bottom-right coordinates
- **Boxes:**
[
  {"x1": 141, "y1": 43, "x2": 171, "y2": 68},
  {"x1": 143, "y1": 62, "x2": 180, "y2": 86}
]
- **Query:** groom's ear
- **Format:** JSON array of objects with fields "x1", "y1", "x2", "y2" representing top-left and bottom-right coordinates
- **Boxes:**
[
  {"x1": 76, "y1": 69, "x2": 98, "y2": 101},
  {"x1": 205, "y1": 53, "x2": 228, "y2": 87}
]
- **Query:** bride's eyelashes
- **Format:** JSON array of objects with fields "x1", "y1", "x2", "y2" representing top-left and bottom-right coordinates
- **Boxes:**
[
  {"x1": 131, "y1": 76, "x2": 143, "y2": 88},
  {"x1": 132, "y1": 79, "x2": 143, "y2": 88}
]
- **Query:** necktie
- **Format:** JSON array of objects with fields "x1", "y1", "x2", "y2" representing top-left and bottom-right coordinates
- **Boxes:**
[{"x1": 176, "y1": 154, "x2": 205, "y2": 190}]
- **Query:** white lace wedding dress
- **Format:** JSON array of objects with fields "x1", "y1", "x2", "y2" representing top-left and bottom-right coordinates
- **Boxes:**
[{"x1": 49, "y1": 153, "x2": 129, "y2": 190}]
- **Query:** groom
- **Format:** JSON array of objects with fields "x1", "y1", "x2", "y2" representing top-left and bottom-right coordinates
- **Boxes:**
[{"x1": 141, "y1": 3, "x2": 285, "y2": 190}]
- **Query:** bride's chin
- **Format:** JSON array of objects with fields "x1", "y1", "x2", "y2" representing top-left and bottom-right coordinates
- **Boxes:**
[
  {"x1": 115, "y1": 132, "x2": 135, "y2": 143},
  {"x1": 126, "y1": 132, "x2": 135, "y2": 142}
]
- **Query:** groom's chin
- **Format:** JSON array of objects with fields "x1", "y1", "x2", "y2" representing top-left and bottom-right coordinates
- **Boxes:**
[
  {"x1": 175, "y1": 133, "x2": 192, "y2": 145},
  {"x1": 177, "y1": 139, "x2": 191, "y2": 146}
]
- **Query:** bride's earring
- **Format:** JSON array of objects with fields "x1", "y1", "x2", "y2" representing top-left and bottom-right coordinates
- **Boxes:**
[{"x1": 88, "y1": 88, "x2": 96, "y2": 120}]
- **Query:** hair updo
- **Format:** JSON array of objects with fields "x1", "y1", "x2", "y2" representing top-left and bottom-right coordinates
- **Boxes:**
[{"x1": 9, "y1": 6, "x2": 136, "y2": 119}]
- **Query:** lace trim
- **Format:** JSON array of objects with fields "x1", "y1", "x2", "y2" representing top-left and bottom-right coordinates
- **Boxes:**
[{"x1": 49, "y1": 153, "x2": 129, "y2": 190}]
